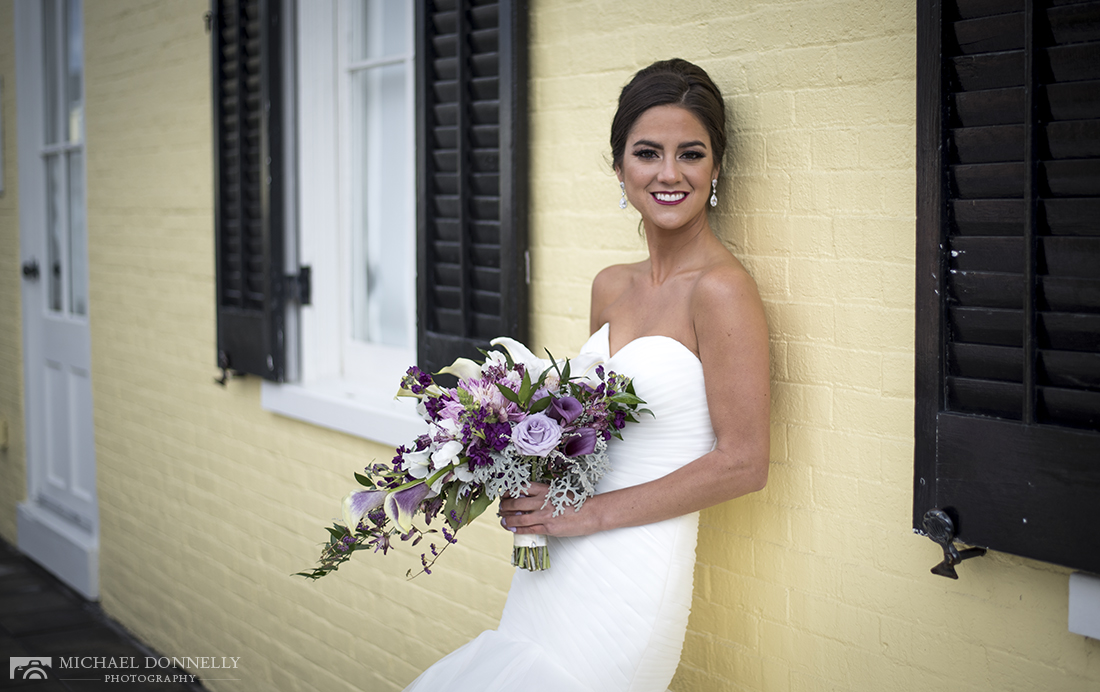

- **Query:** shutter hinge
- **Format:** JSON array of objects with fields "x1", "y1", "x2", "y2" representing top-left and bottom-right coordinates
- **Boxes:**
[{"x1": 285, "y1": 266, "x2": 312, "y2": 306}]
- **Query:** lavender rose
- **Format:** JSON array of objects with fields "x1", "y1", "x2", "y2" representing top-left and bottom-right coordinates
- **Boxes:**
[
  {"x1": 512, "y1": 412, "x2": 563, "y2": 456},
  {"x1": 547, "y1": 396, "x2": 583, "y2": 424}
]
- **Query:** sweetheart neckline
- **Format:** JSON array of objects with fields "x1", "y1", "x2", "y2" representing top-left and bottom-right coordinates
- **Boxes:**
[{"x1": 596, "y1": 322, "x2": 702, "y2": 364}]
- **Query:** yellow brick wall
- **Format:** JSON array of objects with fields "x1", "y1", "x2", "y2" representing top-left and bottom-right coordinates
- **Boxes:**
[
  {"x1": 0, "y1": 0, "x2": 25, "y2": 546},
  {"x1": 0, "y1": 1, "x2": 1096, "y2": 691},
  {"x1": 76, "y1": 3, "x2": 514, "y2": 690},
  {"x1": 527, "y1": 1, "x2": 1100, "y2": 691}
]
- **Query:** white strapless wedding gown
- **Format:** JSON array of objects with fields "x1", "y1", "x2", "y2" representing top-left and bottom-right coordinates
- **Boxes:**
[{"x1": 403, "y1": 323, "x2": 715, "y2": 692}]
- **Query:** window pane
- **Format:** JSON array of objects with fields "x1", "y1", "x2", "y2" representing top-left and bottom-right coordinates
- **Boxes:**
[
  {"x1": 350, "y1": 62, "x2": 412, "y2": 347},
  {"x1": 43, "y1": 0, "x2": 62, "y2": 145},
  {"x1": 349, "y1": 0, "x2": 409, "y2": 62},
  {"x1": 66, "y1": 0, "x2": 83, "y2": 144},
  {"x1": 68, "y1": 149, "x2": 87, "y2": 316},
  {"x1": 46, "y1": 155, "x2": 64, "y2": 312}
]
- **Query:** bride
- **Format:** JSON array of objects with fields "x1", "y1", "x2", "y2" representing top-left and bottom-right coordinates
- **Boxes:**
[{"x1": 403, "y1": 58, "x2": 770, "y2": 692}]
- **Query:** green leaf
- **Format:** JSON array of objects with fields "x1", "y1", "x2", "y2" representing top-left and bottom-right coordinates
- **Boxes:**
[
  {"x1": 496, "y1": 383, "x2": 521, "y2": 404},
  {"x1": 545, "y1": 348, "x2": 562, "y2": 380},
  {"x1": 326, "y1": 526, "x2": 346, "y2": 542},
  {"x1": 443, "y1": 490, "x2": 460, "y2": 529},
  {"x1": 518, "y1": 370, "x2": 533, "y2": 406},
  {"x1": 529, "y1": 395, "x2": 552, "y2": 414},
  {"x1": 354, "y1": 472, "x2": 374, "y2": 488},
  {"x1": 561, "y1": 359, "x2": 571, "y2": 383},
  {"x1": 611, "y1": 392, "x2": 645, "y2": 405},
  {"x1": 467, "y1": 491, "x2": 494, "y2": 524}
]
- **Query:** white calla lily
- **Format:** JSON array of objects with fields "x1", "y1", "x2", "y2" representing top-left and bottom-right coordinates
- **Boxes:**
[
  {"x1": 490, "y1": 336, "x2": 554, "y2": 378},
  {"x1": 437, "y1": 357, "x2": 482, "y2": 381},
  {"x1": 570, "y1": 351, "x2": 607, "y2": 385}
]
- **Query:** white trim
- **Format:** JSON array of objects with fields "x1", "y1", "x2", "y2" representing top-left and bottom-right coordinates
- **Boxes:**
[
  {"x1": 266, "y1": 0, "x2": 420, "y2": 448},
  {"x1": 17, "y1": 501, "x2": 99, "y2": 600},
  {"x1": 261, "y1": 379, "x2": 425, "y2": 447},
  {"x1": 1069, "y1": 572, "x2": 1100, "y2": 640},
  {"x1": 16, "y1": 0, "x2": 99, "y2": 599},
  {"x1": 346, "y1": 53, "x2": 412, "y2": 72}
]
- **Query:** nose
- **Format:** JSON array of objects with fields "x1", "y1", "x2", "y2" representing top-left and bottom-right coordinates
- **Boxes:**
[{"x1": 656, "y1": 156, "x2": 680, "y2": 184}]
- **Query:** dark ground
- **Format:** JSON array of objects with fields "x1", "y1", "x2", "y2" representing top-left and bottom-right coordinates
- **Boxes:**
[{"x1": 0, "y1": 539, "x2": 208, "y2": 691}]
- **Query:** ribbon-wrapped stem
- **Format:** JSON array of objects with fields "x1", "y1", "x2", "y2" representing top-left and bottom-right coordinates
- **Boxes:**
[{"x1": 512, "y1": 533, "x2": 550, "y2": 571}]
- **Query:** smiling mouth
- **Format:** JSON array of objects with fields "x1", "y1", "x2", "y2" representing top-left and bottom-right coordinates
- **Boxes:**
[{"x1": 652, "y1": 191, "x2": 688, "y2": 205}]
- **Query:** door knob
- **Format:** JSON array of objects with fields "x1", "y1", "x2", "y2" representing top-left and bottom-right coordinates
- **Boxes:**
[{"x1": 21, "y1": 259, "x2": 40, "y2": 280}]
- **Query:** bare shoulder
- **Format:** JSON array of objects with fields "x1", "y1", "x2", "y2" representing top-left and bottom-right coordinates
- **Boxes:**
[
  {"x1": 690, "y1": 254, "x2": 768, "y2": 348},
  {"x1": 590, "y1": 262, "x2": 643, "y2": 332},
  {"x1": 692, "y1": 255, "x2": 762, "y2": 314}
]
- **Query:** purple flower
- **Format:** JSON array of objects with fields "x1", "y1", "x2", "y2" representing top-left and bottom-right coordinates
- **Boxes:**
[
  {"x1": 342, "y1": 489, "x2": 387, "y2": 532},
  {"x1": 384, "y1": 483, "x2": 432, "y2": 533},
  {"x1": 512, "y1": 412, "x2": 563, "y2": 456},
  {"x1": 563, "y1": 428, "x2": 598, "y2": 457},
  {"x1": 483, "y1": 422, "x2": 511, "y2": 451},
  {"x1": 547, "y1": 396, "x2": 583, "y2": 424}
]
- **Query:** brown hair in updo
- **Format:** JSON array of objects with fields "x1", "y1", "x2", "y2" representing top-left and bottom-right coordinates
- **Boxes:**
[{"x1": 610, "y1": 59, "x2": 727, "y2": 172}]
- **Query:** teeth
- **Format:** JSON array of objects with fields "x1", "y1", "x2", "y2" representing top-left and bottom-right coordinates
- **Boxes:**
[{"x1": 654, "y1": 192, "x2": 686, "y2": 202}]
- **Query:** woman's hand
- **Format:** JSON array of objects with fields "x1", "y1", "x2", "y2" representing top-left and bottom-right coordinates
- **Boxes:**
[{"x1": 498, "y1": 483, "x2": 601, "y2": 538}]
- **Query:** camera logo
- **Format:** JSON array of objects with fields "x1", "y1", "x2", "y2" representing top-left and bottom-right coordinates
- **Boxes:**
[{"x1": 10, "y1": 657, "x2": 52, "y2": 680}]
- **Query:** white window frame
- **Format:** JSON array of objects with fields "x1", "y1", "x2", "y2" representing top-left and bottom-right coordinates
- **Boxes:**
[{"x1": 261, "y1": 0, "x2": 423, "y2": 446}]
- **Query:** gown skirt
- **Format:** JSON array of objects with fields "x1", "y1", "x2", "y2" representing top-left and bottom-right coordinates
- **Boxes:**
[{"x1": 403, "y1": 323, "x2": 715, "y2": 692}]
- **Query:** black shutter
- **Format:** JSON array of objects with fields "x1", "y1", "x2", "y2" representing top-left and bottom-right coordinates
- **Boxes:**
[
  {"x1": 212, "y1": 0, "x2": 286, "y2": 381},
  {"x1": 915, "y1": 0, "x2": 1100, "y2": 573},
  {"x1": 416, "y1": 0, "x2": 528, "y2": 374}
]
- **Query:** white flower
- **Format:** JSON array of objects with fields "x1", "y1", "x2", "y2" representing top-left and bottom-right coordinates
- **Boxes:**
[
  {"x1": 490, "y1": 336, "x2": 553, "y2": 379},
  {"x1": 453, "y1": 464, "x2": 475, "y2": 483},
  {"x1": 437, "y1": 357, "x2": 482, "y2": 380},
  {"x1": 430, "y1": 418, "x2": 461, "y2": 443},
  {"x1": 431, "y1": 439, "x2": 465, "y2": 469},
  {"x1": 483, "y1": 350, "x2": 509, "y2": 370},
  {"x1": 401, "y1": 448, "x2": 432, "y2": 479}
]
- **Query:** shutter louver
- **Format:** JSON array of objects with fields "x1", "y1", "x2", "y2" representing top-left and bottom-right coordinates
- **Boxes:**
[
  {"x1": 416, "y1": 0, "x2": 527, "y2": 374},
  {"x1": 943, "y1": 0, "x2": 1100, "y2": 428},
  {"x1": 915, "y1": 0, "x2": 1100, "y2": 574},
  {"x1": 212, "y1": 0, "x2": 285, "y2": 381}
]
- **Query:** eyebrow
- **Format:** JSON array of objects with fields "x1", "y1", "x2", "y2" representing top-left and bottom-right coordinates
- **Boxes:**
[{"x1": 631, "y1": 138, "x2": 709, "y2": 150}]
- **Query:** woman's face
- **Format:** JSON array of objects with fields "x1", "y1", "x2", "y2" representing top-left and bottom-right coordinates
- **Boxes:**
[{"x1": 616, "y1": 104, "x2": 720, "y2": 233}]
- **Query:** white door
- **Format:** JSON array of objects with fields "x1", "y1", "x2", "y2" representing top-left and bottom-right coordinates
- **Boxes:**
[{"x1": 15, "y1": 0, "x2": 98, "y2": 599}]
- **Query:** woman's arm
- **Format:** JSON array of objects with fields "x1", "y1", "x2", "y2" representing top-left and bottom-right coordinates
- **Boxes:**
[{"x1": 500, "y1": 264, "x2": 770, "y2": 536}]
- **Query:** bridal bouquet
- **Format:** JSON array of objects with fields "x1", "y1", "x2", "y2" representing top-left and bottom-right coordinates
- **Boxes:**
[{"x1": 298, "y1": 337, "x2": 649, "y2": 580}]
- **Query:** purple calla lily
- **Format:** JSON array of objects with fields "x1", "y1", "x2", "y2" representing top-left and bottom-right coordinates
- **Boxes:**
[
  {"x1": 384, "y1": 483, "x2": 432, "y2": 533},
  {"x1": 563, "y1": 428, "x2": 598, "y2": 457},
  {"x1": 548, "y1": 396, "x2": 583, "y2": 424},
  {"x1": 342, "y1": 489, "x2": 387, "y2": 532}
]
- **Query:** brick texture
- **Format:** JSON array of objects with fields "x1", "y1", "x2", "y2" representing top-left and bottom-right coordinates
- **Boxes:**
[
  {"x1": 0, "y1": 0, "x2": 25, "y2": 546},
  {"x1": 0, "y1": 1, "x2": 1096, "y2": 691}
]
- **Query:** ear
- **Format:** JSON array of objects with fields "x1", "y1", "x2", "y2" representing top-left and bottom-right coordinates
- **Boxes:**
[
  {"x1": 614, "y1": 166, "x2": 623, "y2": 184},
  {"x1": 711, "y1": 162, "x2": 721, "y2": 181}
]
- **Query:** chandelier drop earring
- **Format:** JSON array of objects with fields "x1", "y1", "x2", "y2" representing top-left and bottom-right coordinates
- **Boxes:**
[
  {"x1": 710, "y1": 179, "x2": 718, "y2": 208},
  {"x1": 619, "y1": 181, "x2": 628, "y2": 210}
]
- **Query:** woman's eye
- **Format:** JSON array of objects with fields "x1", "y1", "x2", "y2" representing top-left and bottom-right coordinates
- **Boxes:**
[
  {"x1": 681, "y1": 150, "x2": 705, "y2": 160},
  {"x1": 632, "y1": 149, "x2": 659, "y2": 159}
]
